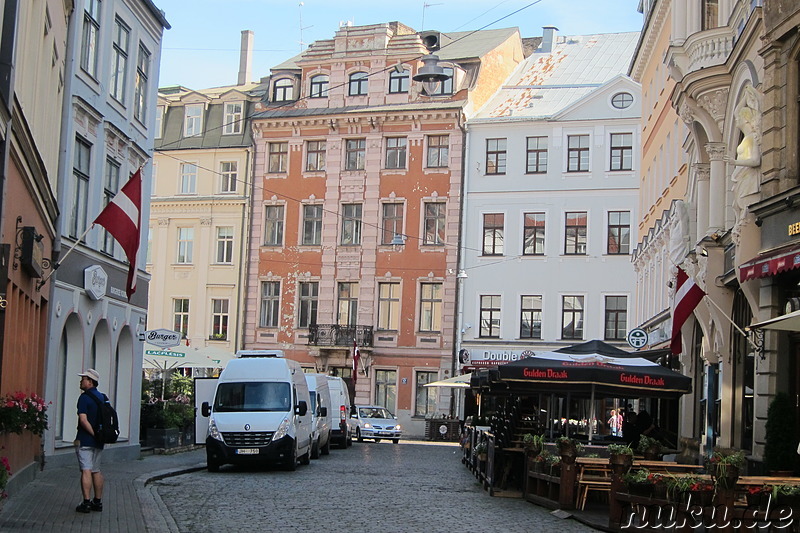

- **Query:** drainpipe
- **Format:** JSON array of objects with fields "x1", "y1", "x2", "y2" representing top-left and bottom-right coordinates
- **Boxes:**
[
  {"x1": 451, "y1": 111, "x2": 469, "y2": 418},
  {"x1": 235, "y1": 141, "x2": 253, "y2": 353}
]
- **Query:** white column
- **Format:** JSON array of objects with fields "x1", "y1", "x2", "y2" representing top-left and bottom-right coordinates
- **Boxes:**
[
  {"x1": 694, "y1": 163, "x2": 710, "y2": 238},
  {"x1": 706, "y1": 143, "x2": 726, "y2": 231}
]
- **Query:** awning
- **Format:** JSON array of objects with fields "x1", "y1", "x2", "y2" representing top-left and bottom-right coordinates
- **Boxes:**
[
  {"x1": 748, "y1": 309, "x2": 800, "y2": 331},
  {"x1": 739, "y1": 244, "x2": 800, "y2": 282},
  {"x1": 424, "y1": 373, "x2": 472, "y2": 388}
]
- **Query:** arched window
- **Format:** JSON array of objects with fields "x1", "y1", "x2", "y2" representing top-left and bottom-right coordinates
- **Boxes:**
[
  {"x1": 310, "y1": 74, "x2": 329, "y2": 98},
  {"x1": 349, "y1": 72, "x2": 368, "y2": 96},
  {"x1": 273, "y1": 78, "x2": 294, "y2": 102},
  {"x1": 388, "y1": 68, "x2": 409, "y2": 94}
]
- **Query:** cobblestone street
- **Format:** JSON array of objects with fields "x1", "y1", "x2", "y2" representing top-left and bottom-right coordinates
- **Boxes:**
[{"x1": 155, "y1": 441, "x2": 598, "y2": 533}]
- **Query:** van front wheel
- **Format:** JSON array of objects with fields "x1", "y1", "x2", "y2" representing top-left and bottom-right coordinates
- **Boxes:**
[{"x1": 284, "y1": 445, "x2": 297, "y2": 471}]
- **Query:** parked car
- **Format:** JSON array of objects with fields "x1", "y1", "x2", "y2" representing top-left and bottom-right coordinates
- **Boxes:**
[
  {"x1": 326, "y1": 376, "x2": 353, "y2": 448},
  {"x1": 350, "y1": 405, "x2": 401, "y2": 443}
]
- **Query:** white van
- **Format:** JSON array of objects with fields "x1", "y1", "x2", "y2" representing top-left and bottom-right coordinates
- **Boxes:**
[
  {"x1": 326, "y1": 376, "x2": 353, "y2": 448},
  {"x1": 202, "y1": 352, "x2": 312, "y2": 471},
  {"x1": 305, "y1": 373, "x2": 332, "y2": 458}
]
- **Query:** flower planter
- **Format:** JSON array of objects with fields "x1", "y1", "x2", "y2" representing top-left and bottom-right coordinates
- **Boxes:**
[
  {"x1": 775, "y1": 494, "x2": 800, "y2": 508},
  {"x1": 688, "y1": 490, "x2": 714, "y2": 507},
  {"x1": 145, "y1": 427, "x2": 180, "y2": 449},
  {"x1": 746, "y1": 492, "x2": 769, "y2": 510},
  {"x1": 653, "y1": 483, "x2": 668, "y2": 500},
  {"x1": 711, "y1": 465, "x2": 740, "y2": 490},
  {"x1": 643, "y1": 448, "x2": 662, "y2": 461},
  {"x1": 627, "y1": 482, "x2": 654, "y2": 498}
]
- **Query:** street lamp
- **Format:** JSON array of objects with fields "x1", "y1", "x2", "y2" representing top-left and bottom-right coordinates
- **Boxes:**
[
  {"x1": 413, "y1": 54, "x2": 449, "y2": 96},
  {"x1": 390, "y1": 233, "x2": 406, "y2": 251}
]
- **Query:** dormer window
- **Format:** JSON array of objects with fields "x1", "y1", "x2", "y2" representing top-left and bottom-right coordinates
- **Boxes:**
[
  {"x1": 273, "y1": 78, "x2": 295, "y2": 101},
  {"x1": 310, "y1": 75, "x2": 329, "y2": 98},
  {"x1": 389, "y1": 68, "x2": 409, "y2": 94},
  {"x1": 223, "y1": 102, "x2": 243, "y2": 134},
  {"x1": 349, "y1": 72, "x2": 368, "y2": 96},
  {"x1": 184, "y1": 103, "x2": 203, "y2": 137},
  {"x1": 422, "y1": 66, "x2": 454, "y2": 96}
]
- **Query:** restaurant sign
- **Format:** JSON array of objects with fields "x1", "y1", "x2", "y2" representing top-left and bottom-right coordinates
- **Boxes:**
[{"x1": 465, "y1": 347, "x2": 536, "y2": 367}]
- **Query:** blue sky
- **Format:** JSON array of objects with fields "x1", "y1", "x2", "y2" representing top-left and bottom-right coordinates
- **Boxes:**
[{"x1": 155, "y1": 0, "x2": 643, "y2": 90}]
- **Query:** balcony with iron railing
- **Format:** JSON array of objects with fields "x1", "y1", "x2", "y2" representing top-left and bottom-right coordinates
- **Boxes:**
[{"x1": 307, "y1": 324, "x2": 374, "y2": 347}]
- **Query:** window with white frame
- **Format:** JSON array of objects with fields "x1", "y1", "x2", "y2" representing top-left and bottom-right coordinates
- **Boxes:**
[
  {"x1": 298, "y1": 282, "x2": 318, "y2": 328},
  {"x1": 176, "y1": 227, "x2": 194, "y2": 263},
  {"x1": 260, "y1": 281, "x2": 280, "y2": 328},
  {"x1": 610, "y1": 133, "x2": 633, "y2": 171},
  {"x1": 349, "y1": 72, "x2": 368, "y2": 96},
  {"x1": 419, "y1": 283, "x2": 442, "y2": 332},
  {"x1": 173, "y1": 298, "x2": 189, "y2": 337},
  {"x1": 220, "y1": 161, "x2": 237, "y2": 193},
  {"x1": 70, "y1": 137, "x2": 91, "y2": 239},
  {"x1": 485, "y1": 138, "x2": 507, "y2": 175},
  {"x1": 385, "y1": 137, "x2": 407, "y2": 169},
  {"x1": 305, "y1": 140, "x2": 326, "y2": 171},
  {"x1": 480, "y1": 295, "x2": 501, "y2": 338},
  {"x1": 424, "y1": 202, "x2": 446, "y2": 245},
  {"x1": 110, "y1": 17, "x2": 129, "y2": 102},
  {"x1": 526, "y1": 136, "x2": 548, "y2": 174},
  {"x1": 183, "y1": 104, "x2": 203, "y2": 137},
  {"x1": 607, "y1": 211, "x2": 630, "y2": 254},
  {"x1": 337, "y1": 282, "x2": 359, "y2": 326},
  {"x1": 567, "y1": 134, "x2": 590, "y2": 172},
  {"x1": 154, "y1": 106, "x2": 164, "y2": 139},
  {"x1": 520, "y1": 295, "x2": 542, "y2": 339},
  {"x1": 211, "y1": 299, "x2": 229, "y2": 339},
  {"x1": 426, "y1": 135, "x2": 449, "y2": 168},
  {"x1": 223, "y1": 102, "x2": 243, "y2": 135},
  {"x1": 482, "y1": 213, "x2": 504, "y2": 255},
  {"x1": 375, "y1": 369, "x2": 397, "y2": 410},
  {"x1": 378, "y1": 282, "x2": 400, "y2": 330},
  {"x1": 561, "y1": 295, "x2": 584, "y2": 340},
  {"x1": 564, "y1": 211, "x2": 587, "y2": 255},
  {"x1": 389, "y1": 68, "x2": 409, "y2": 93},
  {"x1": 523, "y1": 212, "x2": 545, "y2": 255},
  {"x1": 134, "y1": 43, "x2": 150, "y2": 123},
  {"x1": 216, "y1": 226, "x2": 234, "y2": 263},
  {"x1": 80, "y1": 0, "x2": 100, "y2": 77},
  {"x1": 263, "y1": 205, "x2": 284, "y2": 246},
  {"x1": 381, "y1": 203, "x2": 404, "y2": 245},
  {"x1": 268, "y1": 142, "x2": 288, "y2": 173},
  {"x1": 179, "y1": 163, "x2": 197, "y2": 194},
  {"x1": 100, "y1": 159, "x2": 120, "y2": 255},
  {"x1": 345, "y1": 139, "x2": 366, "y2": 170},
  {"x1": 310, "y1": 75, "x2": 329, "y2": 98},
  {"x1": 341, "y1": 204, "x2": 362, "y2": 245},
  {"x1": 604, "y1": 296, "x2": 627, "y2": 341},
  {"x1": 273, "y1": 78, "x2": 294, "y2": 101},
  {"x1": 415, "y1": 371, "x2": 437, "y2": 416},
  {"x1": 302, "y1": 205, "x2": 323, "y2": 245},
  {"x1": 424, "y1": 67, "x2": 454, "y2": 96}
]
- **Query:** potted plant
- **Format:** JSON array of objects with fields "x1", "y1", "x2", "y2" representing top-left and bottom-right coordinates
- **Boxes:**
[
  {"x1": 709, "y1": 449, "x2": 744, "y2": 490},
  {"x1": 688, "y1": 479, "x2": 715, "y2": 507},
  {"x1": 608, "y1": 443, "x2": 634, "y2": 468},
  {"x1": 532, "y1": 450, "x2": 551, "y2": 473},
  {"x1": 772, "y1": 484, "x2": 800, "y2": 508},
  {"x1": 637, "y1": 435, "x2": 664, "y2": 460},
  {"x1": 557, "y1": 436, "x2": 580, "y2": 464},
  {"x1": 546, "y1": 453, "x2": 561, "y2": 477},
  {"x1": 623, "y1": 468, "x2": 655, "y2": 497},
  {"x1": 474, "y1": 441, "x2": 488, "y2": 462},
  {"x1": 523, "y1": 433, "x2": 544, "y2": 455},
  {"x1": 665, "y1": 474, "x2": 699, "y2": 503},
  {"x1": 765, "y1": 393, "x2": 797, "y2": 475},
  {"x1": 746, "y1": 485, "x2": 771, "y2": 510}
]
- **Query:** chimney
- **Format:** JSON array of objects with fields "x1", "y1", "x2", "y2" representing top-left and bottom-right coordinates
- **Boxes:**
[
  {"x1": 237, "y1": 30, "x2": 254, "y2": 85},
  {"x1": 538, "y1": 26, "x2": 558, "y2": 54}
]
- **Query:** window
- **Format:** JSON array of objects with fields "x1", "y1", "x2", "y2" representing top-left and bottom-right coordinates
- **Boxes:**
[
  {"x1": 419, "y1": 283, "x2": 442, "y2": 332},
  {"x1": 177, "y1": 227, "x2": 193, "y2": 263},
  {"x1": 302, "y1": 205, "x2": 323, "y2": 245},
  {"x1": 259, "y1": 282, "x2": 280, "y2": 328},
  {"x1": 70, "y1": 137, "x2": 90, "y2": 239},
  {"x1": 223, "y1": 102, "x2": 243, "y2": 135},
  {"x1": 341, "y1": 204, "x2": 362, "y2": 245},
  {"x1": 378, "y1": 282, "x2": 400, "y2": 330},
  {"x1": 154, "y1": 106, "x2": 164, "y2": 139},
  {"x1": 485, "y1": 138, "x2": 507, "y2": 175},
  {"x1": 173, "y1": 298, "x2": 189, "y2": 337},
  {"x1": 610, "y1": 133, "x2": 633, "y2": 171},
  {"x1": 310, "y1": 75, "x2": 329, "y2": 98},
  {"x1": 184, "y1": 104, "x2": 203, "y2": 137},
  {"x1": 702, "y1": 0, "x2": 719, "y2": 30},
  {"x1": 298, "y1": 282, "x2": 319, "y2": 328},
  {"x1": 385, "y1": 137, "x2": 407, "y2": 169},
  {"x1": 604, "y1": 296, "x2": 627, "y2": 341},
  {"x1": 80, "y1": 0, "x2": 100, "y2": 77},
  {"x1": 375, "y1": 369, "x2": 397, "y2": 410},
  {"x1": 415, "y1": 372, "x2": 437, "y2": 416},
  {"x1": 607, "y1": 211, "x2": 631, "y2": 254},
  {"x1": 564, "y1": 212, "x2": 587, "y2": 255},
  {"x1": 179, "y1": 163, "x2": 197, "y2": 194},
  {"x1": 110, "y1": 17, "x2": 129, "y2": 102},
  {"x1": 381, "y1": 203, "x2": 404, "y2": 245},
  {"x1": 482, "y1": 213, "x2": 504, "y2": 255},
  {"x1": 426, "y1": 135, "x2": 449, "y2": 168},
  {"x1": 562, "y1": 295, "x2": 584, "y2": 340},
  {"x1": 100, "y1": 159, "x2": 120, "y2": 255},
  {"x1": 220, "y1": 161, "x2": 237, "y2": 193},
  {"x1": 424, "y1": 202, "x2": 446, "y2": 245},
  {"x1": 567, "y1": 134, "x2": 590, "y2": 172},
  {"x1": 268, "y1": 142, "x2": 288, "y2": 173},
  {"x1": 134, "y1": 44, "x2": 150, "y2": 123},
  {"x1": 480, "y1": 295, "x2": 501, "y2": 338},
  {"x1": 523, "y1": 212, "x2": 545, "y2": 255},
  {"x1": 348, "y1": 72, "x2": 368, "y2": 96},
  {"x1": 389, "y1": 68, "x2": 409, "y2": 93},
  {"x1": 424, "y1": 67, "x2": 454, "y2": 96},
  {"x1": 216, "y1": 226, "x2": 234, "y2": 263},
  {"x1": 611, "y1": 92, "x2": 633, "y2": 109},
  {"x1": 211, "y1": 299, "x2": 229, "y2": 339},
  {"x1": 520, "y1": 296, "x2": 542, "y2": 339},
  {"x1": 273, "y1": 78, "x2": 294, "y2": 101},
  {"x1": 264, "y1": 205, "x2": 284, "y2": 246},
  {"x1": 337, "y1": 282, "x2": 359, "y2": 326},
  {"x1": 345, "y1": 139, "x2": 366, "y2": 170},
  {"x1": 526, "y1": 136, "x2": 548, "y2": 174},
  {"x1": 305, "y1": 140, "x2": 326, "y2": 171}
]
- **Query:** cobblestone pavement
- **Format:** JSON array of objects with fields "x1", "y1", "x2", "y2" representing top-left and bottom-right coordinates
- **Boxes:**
[{"x1": 155, "y1": 441, "x2": 598, "y2": 533}]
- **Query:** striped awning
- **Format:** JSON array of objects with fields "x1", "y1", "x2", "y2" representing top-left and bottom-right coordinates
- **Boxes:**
[{"x1": 739, "y1": 244, "x2": 800, "y2": 282}]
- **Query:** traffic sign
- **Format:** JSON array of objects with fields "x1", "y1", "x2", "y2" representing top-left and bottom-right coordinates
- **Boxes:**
[{"x1": 627, "y1": 328, "x2": 648, "y2": 349}]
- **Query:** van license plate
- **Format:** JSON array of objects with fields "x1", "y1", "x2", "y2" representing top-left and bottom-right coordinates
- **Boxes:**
[{"x1": 236, "y1": 448, "x2": 259, "y2": 455}]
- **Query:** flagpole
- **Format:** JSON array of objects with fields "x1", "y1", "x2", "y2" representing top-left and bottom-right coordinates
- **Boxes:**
[
  {"x1": 37, "y1": 224, "x2": 95, "y2": 288},
  {"x1": 703, "y1": 295, "x2": 761, "y2": 351}
]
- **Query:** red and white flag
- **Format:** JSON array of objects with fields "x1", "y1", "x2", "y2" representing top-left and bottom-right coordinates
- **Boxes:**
[
  {"x1": 93, "y1": 168, "x2": 142, "y2": 300},
  {"x1": 670, "y1": 266, "x2": 706, "y2": 355},
  {"x1": 352, "y1": 339, "x2": 360, "y2": 387}
]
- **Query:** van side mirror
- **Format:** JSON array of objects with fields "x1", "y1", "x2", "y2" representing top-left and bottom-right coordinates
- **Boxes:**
[
  {"x1": 202, "y1": 402, "x2": 211, "y2": 417},
  {"x1": 296, "y1": 400, "x2": 308, "y2": 416},
  {"x1": 320, "y1": 406, "x2": 327, "y2": 417}
]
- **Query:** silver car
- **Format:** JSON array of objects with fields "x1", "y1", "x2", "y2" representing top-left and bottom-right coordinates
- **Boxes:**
[{"x1": 351, "y1": 405, "x2": 401, "y2": 443}]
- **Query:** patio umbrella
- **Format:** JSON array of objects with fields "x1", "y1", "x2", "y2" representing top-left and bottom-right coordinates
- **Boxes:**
[{"x1": 423, "y1": 373, "x2": 472, "y2": 388}]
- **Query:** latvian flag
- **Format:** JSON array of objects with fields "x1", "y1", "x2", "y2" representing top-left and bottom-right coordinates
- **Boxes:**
[{"x1": 670, "y1": 266, "x2": 706, "y2": 355}]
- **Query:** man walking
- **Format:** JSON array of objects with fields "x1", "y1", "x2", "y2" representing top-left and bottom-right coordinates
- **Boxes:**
[{"x1": 75, "y1": 369, "x2": 105, "y2": 513}]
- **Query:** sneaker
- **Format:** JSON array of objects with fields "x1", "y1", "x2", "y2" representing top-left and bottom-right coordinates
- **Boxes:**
[
  {"x1": 90, "y1": 500, "x2": 102, "y2": 512},
  {"x1": 75, "y1": 502, "x2": 92, "y2": 513}
]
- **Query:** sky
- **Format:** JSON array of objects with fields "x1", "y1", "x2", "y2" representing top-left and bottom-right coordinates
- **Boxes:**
[{"x1": 154, "y1": 0, "x2": 643, "y2": 90}]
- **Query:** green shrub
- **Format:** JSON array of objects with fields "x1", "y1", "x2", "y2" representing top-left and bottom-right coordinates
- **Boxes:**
[{"x1": 764, "y1": 393, "x2": 797, "y2": 473}]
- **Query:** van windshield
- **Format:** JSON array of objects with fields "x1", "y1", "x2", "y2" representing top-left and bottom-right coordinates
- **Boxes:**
[{"x1": 214, "y1": 382, "x2": 291, "y2": 412}]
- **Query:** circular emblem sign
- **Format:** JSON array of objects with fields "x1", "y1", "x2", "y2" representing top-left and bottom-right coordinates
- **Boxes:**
[{"x1": 627, "y1": 328, "x2": 648, "y2": 349}]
